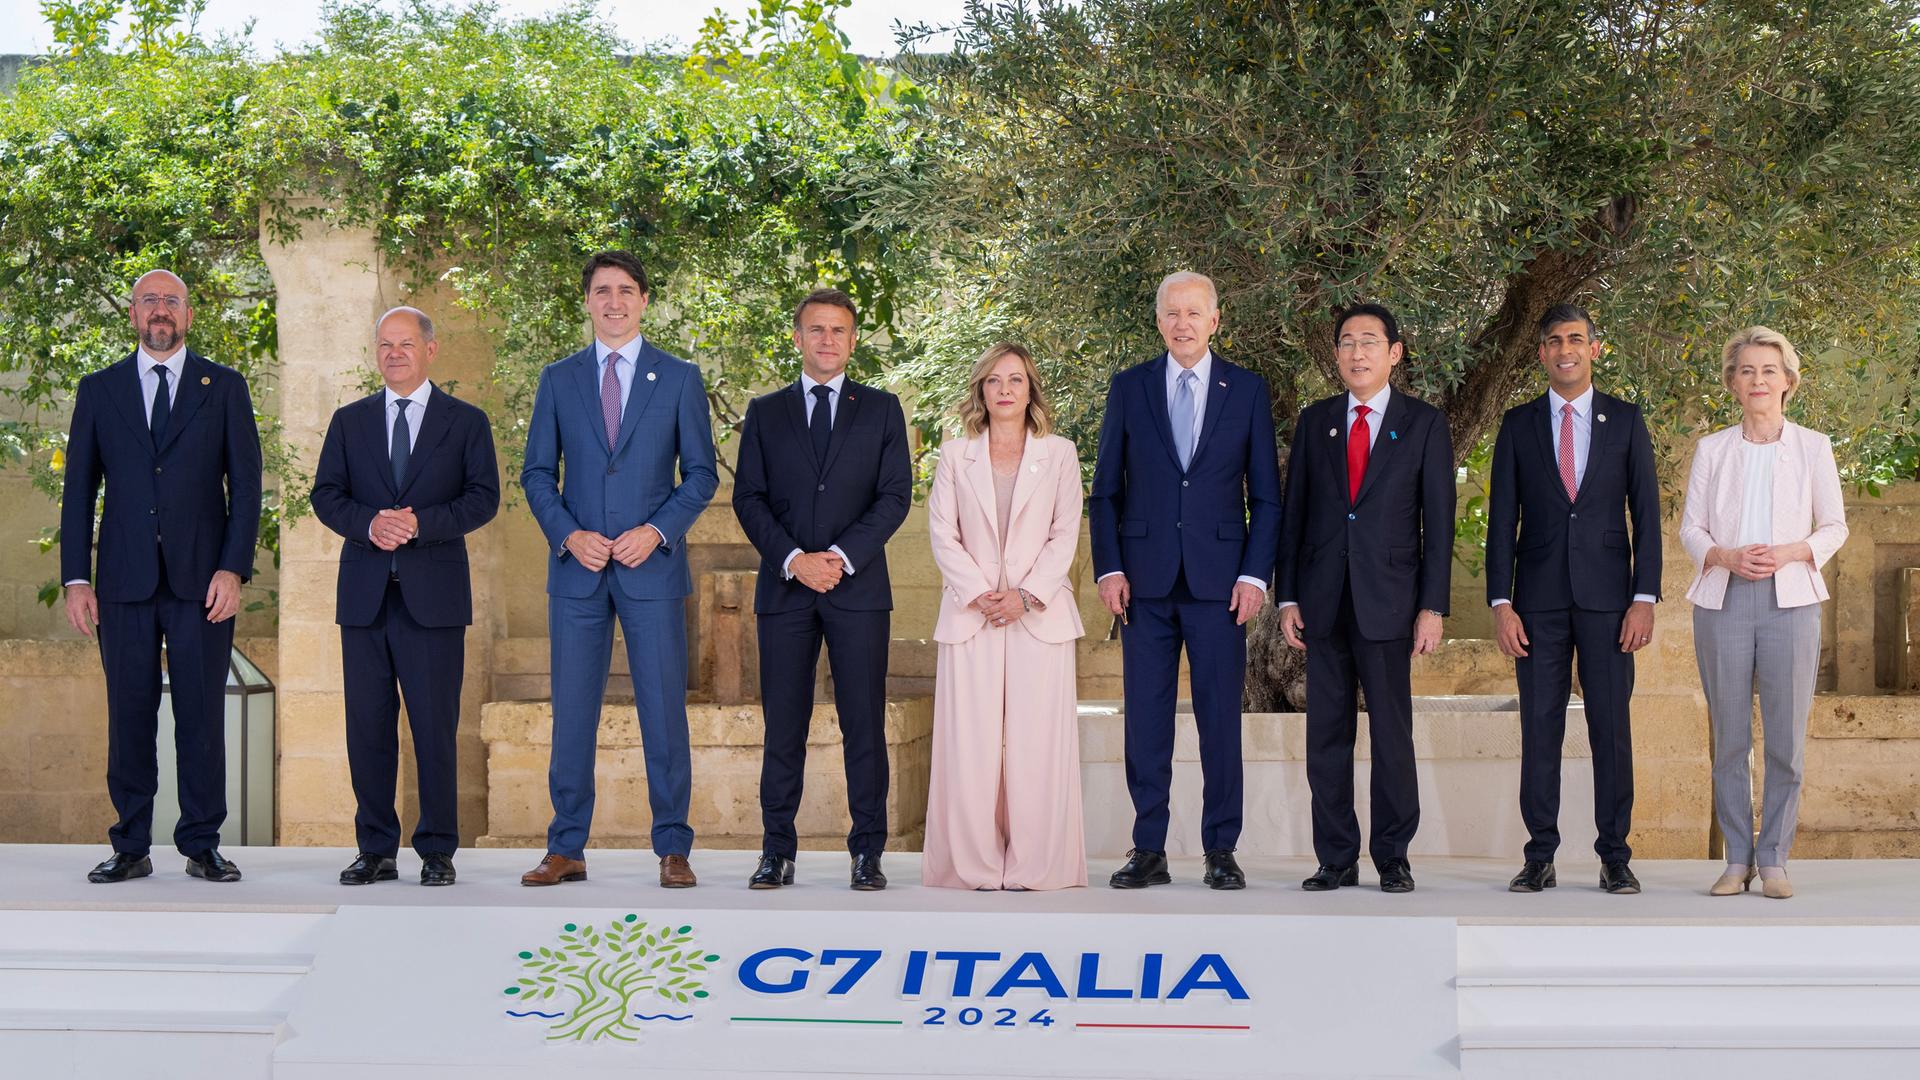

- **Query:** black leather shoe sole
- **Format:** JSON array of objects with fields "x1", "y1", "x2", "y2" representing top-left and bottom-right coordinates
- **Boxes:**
[
  {"x1": 850, "y1": 878, "x2": 888, "y2": 892},
  {"x1": 1301, "y1": 867, "x2": 1359, "y2": 891},
  {"x1": 1380, "y1": 877, "x2": 1416, "y2": 894},
  {"x1": 87, "y1": 856, "x2": 152, "y2": 884},
  {"x1": 340, "y1": 869, "x2": 399, "y2": 885},
  {"x1": 1602, "y1": 877, "x2": 1642, "y2": 895},
  {"x1": 1203, "y1": 873, "x2": 1246, "y2": 891},
  {"x1": 748, "y1": 871, "x2": 794, "y2": 889},
  {"x1": 419, "y1": 866, "x2": 456, "y2": 887},
  {"x1": 1509, "y1": 870, "x2": 1557, "y2": 892},
  {"x1": 1108, "y1": 871, "x2": 1173, "y2": 889},
  {"x1": 185, "y1": 860, "x2": 241, "y2": 883}
]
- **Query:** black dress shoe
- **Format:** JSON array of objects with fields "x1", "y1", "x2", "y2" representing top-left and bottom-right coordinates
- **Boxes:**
[
  {"x1": 185, "y1": 850, "x2": 242, "y2": 883},
  {"x1": 1377, "y1": 858, "x2": 1416, "y2": 894},
  {"x1": 1108, "y1": 849, "x2": 1171, "y2": 889},
  {"x1": 339, "y1": 852, "x2": 397, "y2": 885},
  {"x1": 1202, "y1": 850, "x2": 1245, "y2": 891},
  {"x1": 850, "y1": 853, "x2": 887, "y2": 891},
  {"x1": 1601, "y1": 861, "x2": 1641, "y2": 894},
  {"x1": 749, "y1": 854, "x2": 795, "y2": 889},
  {"x1": 1509, "y1": 860, "x2": 1556, "y2": 892},
  {"x1": 87, "y1": 852, "x2": 152, "y2": 884},
  {"x1": 1301, "y1": 864, "x2": 1358, "y2": 891},
  {"x1": 420, "y1": 854, "x2": 456, "y2": 887}
]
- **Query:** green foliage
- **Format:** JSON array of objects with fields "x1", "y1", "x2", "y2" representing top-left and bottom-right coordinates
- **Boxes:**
[
  {"x1": 0, "y1": 0, "x2": 931, "y2": 610},
  {"x1": 886, "y1": 0, "x2": 1920, "y2": 480}
]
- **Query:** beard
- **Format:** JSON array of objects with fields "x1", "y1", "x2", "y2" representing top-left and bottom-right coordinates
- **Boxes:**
[{"x1": 141, "y1": 321, "x2": 181, "y2": 353}]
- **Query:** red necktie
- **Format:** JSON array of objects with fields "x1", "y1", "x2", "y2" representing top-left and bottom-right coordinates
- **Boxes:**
[
  {"x1": 1559, "y1": 403, "x2": 1578, "y2": 501},
  {"x1": 1348, "y1": 404, "x2": 1371, "y2": 504}
]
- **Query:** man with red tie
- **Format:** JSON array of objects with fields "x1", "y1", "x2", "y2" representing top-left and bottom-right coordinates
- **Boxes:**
[{"x1": 1275, "y1": 303, "x2": 1454, "y2": 893}]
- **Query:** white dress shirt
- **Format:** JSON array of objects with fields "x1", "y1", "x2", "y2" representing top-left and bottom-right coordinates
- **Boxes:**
[
  {"x1": 66, "y1": 349, "x2": 186, "y2": 586},
  {"x1": 1098, "y1": 351, "x2": 1265, "y2": 593},
  {"x1": 782, "y1": 371, "x2": 855, "y2": 579},
  {"x1": 1276, "y1": 386, "x2": 1393, "y2": 612},
  {"x1": 1491, "y1": 384, "x2": 1655, "y2": 608}
]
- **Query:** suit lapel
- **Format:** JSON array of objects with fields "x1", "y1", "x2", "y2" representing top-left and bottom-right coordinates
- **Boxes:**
[
  {"x1": 1574, "y1": 391, "x2": 1619, "y2": 506},
  {"x1": 395, "y1": 386, "x2": 454, "y2": 499},
  {"x1": 105, "y1": 355, "x2": 150, "y2": 449},
  {"x1": 609, "y1": 343, "x2": 664, "y2": 461},
  {"x1": 154, "y1": 352, "x2": 213, "y2": 456},
  {"x1": 1188, "y1": 358, "x2": 1233, "y2": 468},
  {"x1": 1323, "y1": 396, "x2": 1350, "y2": 505},
  {"x1": 569, "y1": 347, "x2": 606, "y2": 455},
  {"x1": 1144, "y1": 354, "x2": 1183, "y2": 471},
  {"x1": 1530, "y1": 394, "x2": 1571, "y2": 507},
  {"x1": 1007, "y1": 434, "x2": 1049, "y2": 533},
  {"x1": 963, "y1": 434, "x2": 1001, "y2": 551},
  {"x1": 361, "y1": 394, "x2": 400, "y2": 502},
  {"x1": 780, "y1": 382, "x2": 816, "y2": 472},
  {"x1": 1352, "y1": 390, "x2": 1410, "y2": 507},
  {"x1": 818, "y1": 380, "x2": 864, "y2": 479}
]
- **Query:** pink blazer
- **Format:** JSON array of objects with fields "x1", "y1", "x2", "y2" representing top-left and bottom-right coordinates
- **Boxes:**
[
  {"x1": 927, "y1": 432, "x2": 1087, "y2": 645},
  {"x1": 1679, "y1": 422, "x2": 1849, "y2": 610}
]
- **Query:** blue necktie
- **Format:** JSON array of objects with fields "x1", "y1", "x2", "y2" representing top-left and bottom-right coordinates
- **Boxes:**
[
  {"x1": 810, "y1": 384, "x2": 833, "y2": 463},
  {"x1": 1171, "y1": 369, "x2": 1196, "y2": 470},
  {"x1": 389, "y1": 399, "x2": 411, "y2": 574}
]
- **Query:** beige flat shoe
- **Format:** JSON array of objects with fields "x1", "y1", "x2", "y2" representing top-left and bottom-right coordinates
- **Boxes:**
[
  {"x1": 1710, "y1": 865, "x2": 1756, "y2": 896},
  {"x1": 1760, "y1": 867, "x2": 1793, "y2": 899}
]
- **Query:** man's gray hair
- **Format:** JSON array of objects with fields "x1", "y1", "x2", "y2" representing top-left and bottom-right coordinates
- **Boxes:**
[
  {"x1": 1155, "y1": 271, "x2": 1218, "y2": 312},
  {"x1": 376, "y1": 305, "x2": 436, "y2": 342}
]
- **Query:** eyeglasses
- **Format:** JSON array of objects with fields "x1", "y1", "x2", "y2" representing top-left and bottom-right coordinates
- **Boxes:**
[
  {"x1": 134, "y1": 295, "x2": 185, "y2": 311},
  {"x1": 1336, "y1": 336, "x2": 1389, "y2": 355}
]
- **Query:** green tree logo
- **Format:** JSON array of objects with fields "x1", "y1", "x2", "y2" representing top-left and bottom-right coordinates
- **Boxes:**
[{"x1": 502, "y1": 915, "x2": 719, "y2": 1042}]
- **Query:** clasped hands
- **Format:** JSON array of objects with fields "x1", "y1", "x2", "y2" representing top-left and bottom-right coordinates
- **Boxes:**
[
  {"x1": 1713, "y1": 542, "x2": 1808, "y2": 582},
  {"x1": 369, "y1": 507, "x2": 418, "y2": 551},
  {"x1": 565, "y1": 525, "x2": 663, "y2": 572},
  {"x1": 972, "y1": 588, "x2": 1046, "y2": 627},
  {"x1": 789, "y1": 550, "x2": 845, "y2": 593}
]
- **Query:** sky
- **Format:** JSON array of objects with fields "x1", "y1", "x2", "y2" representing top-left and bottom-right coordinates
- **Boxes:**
[{"x1": 0, "y1": 0, "x2": 968, "y2": 57}]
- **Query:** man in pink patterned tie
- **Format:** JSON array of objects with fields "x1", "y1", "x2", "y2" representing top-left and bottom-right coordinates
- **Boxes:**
[
  {"x1": 518, "y1": 251, "x2": 718, "y2": 889},
  {"x1": 1485, "y1": 304, "x2": 1662, "y2": 896}
]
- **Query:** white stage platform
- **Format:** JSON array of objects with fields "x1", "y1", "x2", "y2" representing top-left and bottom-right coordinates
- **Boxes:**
[{"x1": 5, "y1": 845, "x2": 1920, "y2": 1079}]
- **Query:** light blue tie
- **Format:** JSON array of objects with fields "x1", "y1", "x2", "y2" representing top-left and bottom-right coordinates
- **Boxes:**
[{"x1": 1171, "y1": 369, "x2": 1197, "y2": 470}]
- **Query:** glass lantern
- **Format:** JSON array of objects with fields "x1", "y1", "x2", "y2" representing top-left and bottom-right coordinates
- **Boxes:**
[{"x1": 154, "y1": 645, "x2": 277, "y2": 847}]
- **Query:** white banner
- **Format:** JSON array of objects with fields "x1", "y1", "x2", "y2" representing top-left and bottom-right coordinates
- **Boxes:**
[{"x1": 276, "y1": 905, "x2": 1458, "y2": 1079}]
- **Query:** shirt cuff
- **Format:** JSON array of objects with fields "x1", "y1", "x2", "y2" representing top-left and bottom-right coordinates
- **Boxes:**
[
  {"x1": 1490, "y1": 598, "x2": 1511, "y2": 608},
  {"x1": 1277, "y1": 600, "x2": 1298, "y2": 610},
  {"x1": 643, "y1": 523, "x2": 670, "y2": 551},
  {"x1": 1235, "y1": 575, "x2": 1267, "y2": 593},
  {"x1": 63, "y1": 579, "x2": 89, "y2": 587},
  {"x1": 1632, "y1": 593, "x2": 1657, "y2": 605},
  {"x1": 781, "y1": 548, "x2": 802, "y2": 580},
  {"x1": 1097, "y1": 571, "x2": 1125, "y2": 582},
  {"x1": 830, "y1": 545, "x2": 855, "y2": 574}
]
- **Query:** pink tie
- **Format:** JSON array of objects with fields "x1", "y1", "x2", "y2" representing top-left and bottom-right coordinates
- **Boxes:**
[
  {"x1": 601, "y1": 352, "x2": 623, "y2": 451},
  {"x1": 1558, "y1": 403, "x2": 1578, "y2": 501}
]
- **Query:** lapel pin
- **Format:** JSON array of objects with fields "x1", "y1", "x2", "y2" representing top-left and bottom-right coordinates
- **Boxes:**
[
  {"x1": 1218, "y1": 381, "x2": 1227, "y2": 388},
  {"x1": 1029, "y1": 464, "x2": 1038, "y2": 472},
  {"x1": 1389, "y1": 431, "x2": 1399, "y2": 440},
  {"x1": 1597, "y1": 413, "x2": 1607, "y2": 422},
  {"x1": 1329, "y1": 428, "x2": 1338, "y2": 437},
  {"x1": 200, "y1": 376, "x2": 210, "y2": 385},
  {"x1": 646, "y1": 371, "x2": 657, "y2": 381}
]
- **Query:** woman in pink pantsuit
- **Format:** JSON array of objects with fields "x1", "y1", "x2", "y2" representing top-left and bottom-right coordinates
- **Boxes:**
[{"x1": 922, "y1": 343, "x2": 1087, "y2": 890}]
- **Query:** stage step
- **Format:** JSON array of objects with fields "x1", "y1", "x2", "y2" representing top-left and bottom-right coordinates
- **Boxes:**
[
  {"x1": 0, "y1": 1008, "x2": 285, "y2": 1034},
  {"x1": 0, "y1": 949, "x2": 312, "y2": 974}
]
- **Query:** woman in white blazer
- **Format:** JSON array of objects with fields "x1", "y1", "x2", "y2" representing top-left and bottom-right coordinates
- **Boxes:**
[
  {"x1": 922, "y1": 342, "x2": 1087, "y2": 890},
  {"x1": 1680, "y1": 326, "x2": 1848, "y2": 899}
]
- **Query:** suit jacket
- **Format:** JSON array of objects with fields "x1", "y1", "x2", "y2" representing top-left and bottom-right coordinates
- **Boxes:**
[
  {"x1": 1679, "y1": 421, "x2": 1848, "y2": 610},
  {"x1": 1275, "y1": 389, "x2": 1454, "y2": 640},
  {"x1": 60, "y1": 350, "x2": 262, "y2": 602},
  {"x1": 1088, "y1": 353, "x2": 1283, "y2": 600},
  {"x1": 309, "y1": 385, "x2": 501, "y2": 628},
  {"x1": 927, "y1": 432, "x2": 1088, "y2": 645},
  {"x1": 520, "y1": 341, "x2": 718, "y2": 600},
  {"x1": 731, "y1": 378, "x2": 912, "y2": 613},
  {"x1": 1486, "y1": 389, "x2": 1662, "y2": 613}
]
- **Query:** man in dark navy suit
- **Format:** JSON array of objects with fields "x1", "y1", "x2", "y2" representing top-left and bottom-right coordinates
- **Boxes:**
[
  {"x1": 732, "y1": 288, "x2": 912, "y2": 891},
  {"x1": 1487, "y1": 303, "x2": 1661, "y2": 896},
  {"x1": 310, "y1": 307, "x2": 499, "y2": 887},
  {"x1": 1089, "y1": 271, "x2": 1283, "y2": 891},
  {"x1": 62, "y1": 269, "x2": 262, "y2": 884},
  {"x1": 1276, "y1": 303, "x2": 1454, "y2": 894}
]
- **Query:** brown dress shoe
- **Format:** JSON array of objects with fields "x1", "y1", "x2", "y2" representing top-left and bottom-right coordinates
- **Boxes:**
[
  {"x1": 520, "y1": 853, "x2": 586, "y2": 886},
  {"x1": 659, "y1": 854, "x2": 697, "y2": 888}
]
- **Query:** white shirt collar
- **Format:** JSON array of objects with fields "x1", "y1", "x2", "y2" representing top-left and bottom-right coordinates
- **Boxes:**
[
  {"x1": 1168, "y1": 350, "x2": 1212, "y2": 384},
  {"x1": 137, "y1": 348, "x2": 185, "y2": 378},
  {"x1": 800, "y1": 371, "x2": 848, "y2": 395},
  {"x1": 1347, "y1": 384, "x2": 1392, "y2": 415},
  {"x1": 384, "y1": 380, "x2": 433, "y2": 410},
  {"x1": 1549, "y1": 385, "x2": 1595, "y2": 418},
  {"x1": 594, "y1": 336, "x2": 644, "y2": 365}
]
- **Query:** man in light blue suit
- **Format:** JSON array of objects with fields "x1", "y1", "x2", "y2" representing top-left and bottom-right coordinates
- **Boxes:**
[{"x1": 519, "y1": 250, "x2": 718, "y2": 888}]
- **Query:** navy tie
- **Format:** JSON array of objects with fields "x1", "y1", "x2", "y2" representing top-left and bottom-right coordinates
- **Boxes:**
[
  {"x1": 390, "y1": 398, "x2": 412, "y2": 490},
  {"x1": 149, "y1": 366, "x2": 170, "y2": 449},
  {"x1": 810, "y1": 384, "x2": 833, "y2": 463}
]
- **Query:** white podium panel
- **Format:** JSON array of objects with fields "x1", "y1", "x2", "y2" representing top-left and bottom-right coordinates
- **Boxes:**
[{"x1": 274, "y1": 906, "x2": 1458, "y2": 1079}]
